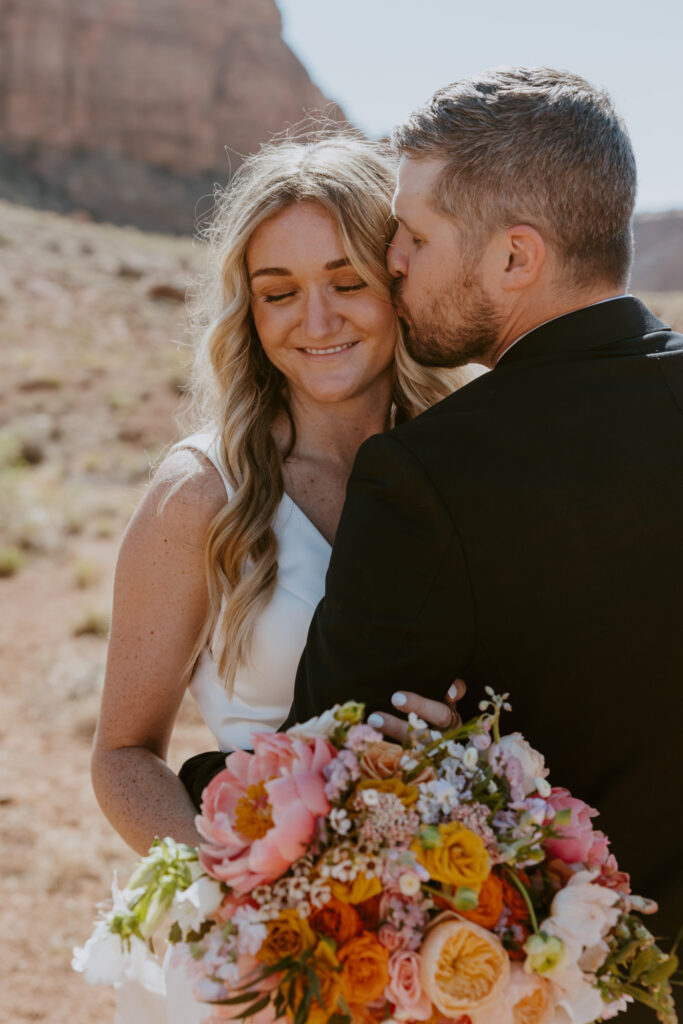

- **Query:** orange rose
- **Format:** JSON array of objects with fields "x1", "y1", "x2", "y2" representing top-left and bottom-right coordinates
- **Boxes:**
[
  {"x1": 310, "y1": 896, "x2": 363, "y2": 945},
  {"x1": 501, "y1": 872, "x2": 531, "y2": 924},
  {"x1": 339, "y1": 931, "x2": 390, "y2": 1003},
  {"x1": 358, "y1": 741, "x2": 437, "y2": 785},
  {"x1": 458, "y1": 872, "x2": 504, "y2": 929},
  {"x1": 354, "y1": 893, "x2": 381, "y2": 930}
]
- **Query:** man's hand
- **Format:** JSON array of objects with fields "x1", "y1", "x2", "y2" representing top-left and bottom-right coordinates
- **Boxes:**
[{"x1": 367, "y1": 679, "x2": 466, "y2": 742}]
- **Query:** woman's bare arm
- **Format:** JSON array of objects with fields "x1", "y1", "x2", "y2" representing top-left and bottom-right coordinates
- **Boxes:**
[{"x1": 91, "y1": 448, "x2": 227, "y2": 855}]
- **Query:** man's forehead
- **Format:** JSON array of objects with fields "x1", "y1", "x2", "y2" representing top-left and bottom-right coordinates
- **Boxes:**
[{"x1": 393, "y1": 155, "x2": 445, "y2": 215}]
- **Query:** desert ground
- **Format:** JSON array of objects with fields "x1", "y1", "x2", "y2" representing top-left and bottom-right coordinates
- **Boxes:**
[{"x1": 1, "y1": 198, "x2": 682, "y2": 1023}]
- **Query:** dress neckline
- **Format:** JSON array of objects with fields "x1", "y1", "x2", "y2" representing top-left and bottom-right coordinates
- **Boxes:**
[{"x1": 282, "y1": 492, "x2": 333, "y2": 551}]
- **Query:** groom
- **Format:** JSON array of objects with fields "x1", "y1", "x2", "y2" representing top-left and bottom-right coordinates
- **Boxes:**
[
  {"x1": 185, "y1": 68, "x2": 683, "y2": 959},
  {"x1": 282, "y1": 67, "x2": 683, "y2": 954}
]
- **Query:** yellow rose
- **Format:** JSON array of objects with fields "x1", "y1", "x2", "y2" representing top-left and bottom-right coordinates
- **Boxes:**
[
  {"x1": 257, "y1": 909, "x2": 315, "y2": 964},
  {"x1": 355, "y1": 777, "x2": 419, "y2": 808},
  {"x1": 413, "y1": 821, "x2": 490, "y2": 889},
  {"x1": 329, "y1": 872, "x2": 382, "y2": 905}
]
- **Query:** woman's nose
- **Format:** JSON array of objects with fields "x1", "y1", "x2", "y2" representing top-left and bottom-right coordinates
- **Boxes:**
[{"x1": 303, "y1": 291, "x2": 342, "y2": 340}]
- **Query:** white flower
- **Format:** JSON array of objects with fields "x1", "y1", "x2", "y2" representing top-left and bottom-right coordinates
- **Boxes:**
[
  {"x1": 361, "y1": 788, "x2": 379, "y2": 807},
  {"x1": 169, "y1": 875, "x2": 223, "y2": 934},
  {"x1": 330, "y1": 808, "x2": 352, "y2": 834},
  {"x1": 546, "y1": 961, "x2": 605, "y2": 1024},
  {"x1": 463, "y1": 746, "x2": 479, "y2": 770},
  {"x1": 71, "y1": 923, "x2": 157, "y2": 988},
  {"x1": 287, "y1": 705, "x2": 341, "y2": 738},
  {"x1": 535, "y1": 777, "x2": 552, "y2": 797},
  {"x1": 493, "y1": 733, "x2": 548, "y2": 796},
  {"x1": 398, "y1": 872, "x2": 421, "y2": 896},
  {"x1": 541, "y1": 869, "x2": 620, "y2": 963}
]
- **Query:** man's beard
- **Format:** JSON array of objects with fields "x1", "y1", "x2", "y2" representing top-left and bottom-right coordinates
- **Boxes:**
[{"x1": 392, "y1": 268, "x2": 501, "y2": 368}]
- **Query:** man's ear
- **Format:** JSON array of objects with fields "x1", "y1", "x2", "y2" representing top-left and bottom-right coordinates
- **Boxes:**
[{"x1": 497, "y1": 225, "x2": 547, "y2": 292}]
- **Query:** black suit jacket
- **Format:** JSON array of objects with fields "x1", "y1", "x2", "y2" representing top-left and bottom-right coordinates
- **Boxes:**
[{"x1": 282, "y1": 297, "x2": 683, "y2": 952}]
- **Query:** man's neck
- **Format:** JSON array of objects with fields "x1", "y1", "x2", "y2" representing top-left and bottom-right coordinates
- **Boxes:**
[{"x1": 487, "y1": 287, "x2": 627, "y2": 367}]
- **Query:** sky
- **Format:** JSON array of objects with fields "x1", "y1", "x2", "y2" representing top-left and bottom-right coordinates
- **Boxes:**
[{"x1": 276, "y1": 0, "x2": 683, "y2": 213}]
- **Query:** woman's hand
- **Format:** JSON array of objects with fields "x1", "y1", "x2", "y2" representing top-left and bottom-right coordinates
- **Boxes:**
[{"x1": 367, "y1": 679, "x2": 467, "y2": 742}]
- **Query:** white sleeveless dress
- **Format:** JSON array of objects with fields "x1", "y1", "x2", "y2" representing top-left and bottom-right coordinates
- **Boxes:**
[{"x1": 114, "y1": 430, "x2": 331, "y2": 1024}]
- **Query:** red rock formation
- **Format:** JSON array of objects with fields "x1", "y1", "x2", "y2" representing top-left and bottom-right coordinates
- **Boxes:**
[{"x1": 0, "y1": 0, "x2": 346, "y2": 229}]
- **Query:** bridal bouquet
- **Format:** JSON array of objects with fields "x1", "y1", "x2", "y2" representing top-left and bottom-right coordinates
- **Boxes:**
[{"x1": 74, "y1": 693, "x2": 679, "y2": 1023}]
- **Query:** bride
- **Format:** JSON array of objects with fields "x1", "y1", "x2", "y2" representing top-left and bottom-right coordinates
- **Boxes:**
[{"x1": 90, "y1": 131, "x2": 470, "y2": 1022}]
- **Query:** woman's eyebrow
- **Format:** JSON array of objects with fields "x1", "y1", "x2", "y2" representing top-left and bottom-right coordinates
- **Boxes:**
[
  {"x1": 250, "y1": 258, "x2": 350, "y2": 281},
  {"x1": 249, "y1": 266, "x2": 291, "y2": 280}
]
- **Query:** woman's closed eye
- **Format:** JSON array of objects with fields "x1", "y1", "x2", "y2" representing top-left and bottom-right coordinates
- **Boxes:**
[
  {"x1": 263, "y1": 290, "x2": 296, "y2": 303},
  {"x1": 336, "y1": 281, "x2": 367, "y2": 293}
]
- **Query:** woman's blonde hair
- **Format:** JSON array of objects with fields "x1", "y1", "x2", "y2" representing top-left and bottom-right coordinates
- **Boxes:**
[{"x1": 182, "y1": 130, "x2": 468, "y2": 692}]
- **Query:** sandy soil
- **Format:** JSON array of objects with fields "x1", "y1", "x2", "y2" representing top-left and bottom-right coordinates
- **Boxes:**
[{"x1": 1, "y1": 199, "x2": 682, "y2": 1023}]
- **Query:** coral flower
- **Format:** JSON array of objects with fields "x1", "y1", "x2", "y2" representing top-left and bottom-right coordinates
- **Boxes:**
[
  {"x1": 196, "y1": 733, "x2": 335, "y2": 892},
  {"x1": 458, "y1": 872, "x2": 504, "y2": 930},
  {"x1": 310, "y1": 896, "x2": 363, "y2": 945},
  {"x1": 339, "y1": 931, "x2": 390, "y2": 1002},
  {"x1": 419, "y1": 914, "x2": 510, "y2": 1017}
]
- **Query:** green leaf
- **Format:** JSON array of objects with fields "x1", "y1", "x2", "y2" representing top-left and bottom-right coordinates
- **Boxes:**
[
  {"x1": 554, "y1": 808, "x2": 572, "y2": 827},
  {"x1": 214, "y1": 990, "x2": 262, "y2": 1005},
  {"x1": 643, "y1": 952, "x2": 679, "y2": 985},
  {"x1": 234, "y1": 993, "x2": 272, "y2": 1019}
]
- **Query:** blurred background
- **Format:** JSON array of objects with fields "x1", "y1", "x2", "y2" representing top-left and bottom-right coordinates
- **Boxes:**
[{"x1": 1, "y1": 2, "x2": 681, "y2": 1020}]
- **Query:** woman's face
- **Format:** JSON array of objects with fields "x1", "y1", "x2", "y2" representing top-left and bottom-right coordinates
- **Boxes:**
[{"x1": 247, "y1": 201, "x2": 397, "y2": 407}]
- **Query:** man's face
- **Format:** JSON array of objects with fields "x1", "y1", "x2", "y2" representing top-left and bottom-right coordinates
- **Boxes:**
[{"x1": 388, "y1": 156, "x2": 501, "y2": 367}]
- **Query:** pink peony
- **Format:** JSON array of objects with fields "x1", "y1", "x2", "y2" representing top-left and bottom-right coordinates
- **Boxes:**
[
  {"x1": 543, "y1": 788, "x2": 611, "y2": 868},
  {"x1": 196, "y1": 733, "x2": 335, "y2": 892},
  {"x1": 386, "y1": 950, "x2": 433, "y2": 1021}
]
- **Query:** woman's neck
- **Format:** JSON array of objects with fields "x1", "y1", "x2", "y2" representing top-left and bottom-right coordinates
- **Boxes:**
[{"x1": 276, "y1": 382, "x2": 393, "y2": 474}]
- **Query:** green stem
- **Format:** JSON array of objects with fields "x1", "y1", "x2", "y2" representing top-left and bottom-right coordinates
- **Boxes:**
[{"x1": 504, "y1": 867, "x2": 539, "y2": 934}]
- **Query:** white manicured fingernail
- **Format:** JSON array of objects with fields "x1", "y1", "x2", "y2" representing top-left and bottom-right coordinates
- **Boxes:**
[
  {"x1": 391, "y1": 692, "x2": 407, "y2": 707},
  {"x1": 368, "y1": 713, "x2": 384, "y2": 728},
  {"x1": 447, "y1": 684, "x2": 458, "y2": 700}
]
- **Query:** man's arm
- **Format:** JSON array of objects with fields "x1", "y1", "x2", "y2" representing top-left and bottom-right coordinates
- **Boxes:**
[{"x1": 282, "y1": 432, "x2": 476, "y2": 728}]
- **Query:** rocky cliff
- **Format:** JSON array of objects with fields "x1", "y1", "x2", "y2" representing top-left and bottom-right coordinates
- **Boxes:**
[
  {"x1": 632, "y1": 212, "x2": 683, "y2": 292},
  {"x1": 0, "y1": 0, "x2": 345, "y2": 231}
]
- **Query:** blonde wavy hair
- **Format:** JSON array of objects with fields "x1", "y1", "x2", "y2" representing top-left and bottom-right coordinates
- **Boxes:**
[{"x1": 181, "y1": 131, "x2": 469, "y2": 692}]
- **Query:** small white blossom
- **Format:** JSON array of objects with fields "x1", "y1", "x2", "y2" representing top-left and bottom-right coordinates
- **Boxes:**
[
  {"x1": 361, "y1": 788, "x2": 379, "y2": 807},
  {"x1": 329, "y1": 808, "x2": 352, "y2": 834},
  {"x1": 408, "y1": 712, "x2": 428, "y2": 730},
  {"x1": 398, "y1": 872, "x2": 421, "y2": 896},
  {"x1": 463, "y1": 746, "x2": 479, "y2": 770},
  {"x1": 535, "y1": 777, "x2": 552, "y2": 797}
]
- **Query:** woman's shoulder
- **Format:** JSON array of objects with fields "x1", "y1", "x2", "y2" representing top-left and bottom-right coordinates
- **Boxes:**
[{"x1": 126, "y1": 446, "x2": 228, "y2": 551}]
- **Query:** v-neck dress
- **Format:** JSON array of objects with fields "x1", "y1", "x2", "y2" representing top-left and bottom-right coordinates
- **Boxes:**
[{"x1": 170, "y1": 429, "x2": 332, "y2": 753}]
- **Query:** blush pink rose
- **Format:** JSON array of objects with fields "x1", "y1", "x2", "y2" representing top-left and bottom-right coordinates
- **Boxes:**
[
  {"x1": 378, "y1": 923, "x2": 402, "y2": 951},
  {"x1": 543, "y1": 788, "x2": 611, "y2": 868},
  {"x1": 196, "y1": 733, "x2": 335, "y2": 892},
  {"x1": 386, "y1": 951, "x2": 433, "y2": 1021}
]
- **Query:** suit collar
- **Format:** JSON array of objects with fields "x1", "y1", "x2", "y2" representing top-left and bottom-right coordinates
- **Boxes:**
[{"x1": 495, "y1": 296, "x2": 669, "y2": 368}]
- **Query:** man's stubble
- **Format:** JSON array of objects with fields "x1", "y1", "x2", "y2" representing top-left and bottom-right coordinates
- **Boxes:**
[{"x1": 393, "y1": 264, "x2": 502, "y2": 369}]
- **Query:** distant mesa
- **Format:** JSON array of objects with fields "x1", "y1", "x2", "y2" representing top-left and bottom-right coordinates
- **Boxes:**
[
  {"x1": 0, "y1": 0, "x2": 348, "y2": 233},
  {"x1": 631, "y1": 211, "x2": 683, "y2": 293},
  {"x1": 0, "y1": 2, "x2": 681, "y2": 293}
]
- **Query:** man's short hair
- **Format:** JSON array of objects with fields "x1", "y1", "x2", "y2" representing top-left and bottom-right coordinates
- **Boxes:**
[{"x1": 392, "y1": 67, "x2": 637, "y2": 288}]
